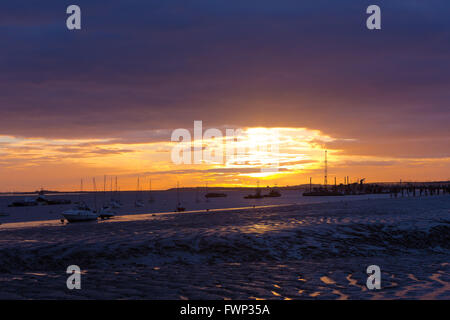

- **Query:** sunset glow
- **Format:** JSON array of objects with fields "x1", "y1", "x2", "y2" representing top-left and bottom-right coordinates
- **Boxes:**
[{"x1": 1, "y1": 126, "x2": 448, "y2": 192}]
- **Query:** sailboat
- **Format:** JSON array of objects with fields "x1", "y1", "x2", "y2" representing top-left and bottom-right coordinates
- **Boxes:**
[
  {"x1": 148, "y1": 178, "x2": 154, "y2": 203},
  {"x1": 204, "y1": 181, "x2": 227, "y2": 198},
  {"x1": 62, "y1": 179, "x2": 97, "y2": 222},
  {"x1": 244, "y1": 180, "x2": 264, "y2": 199},
  {"x1": 205, "y1": 182, "x2": 210, "y2": 203},
  {"x1": 176, "y1": 182, "x2": 185, "y2": 212},
  {"x1": 99, "y1": 175, "x2": 116, "y2": 219},
  {"x1": 110, "y1": 176, "x2": 123, "y2": 208},
  {"x1": 263, "y1": 185, "x2": 281, "y2": 197},
  {"x1": 195, "y1": 187, "x2": 201, "y2": 203},
  {"x1": 135, "y1": 176, "x2": 145, "y2": 207}
]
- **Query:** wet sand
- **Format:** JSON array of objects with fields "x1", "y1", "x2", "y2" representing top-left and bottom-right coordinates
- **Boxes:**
[{"x1": 0, "y1": 196, "x2": 449, "y2": 299}]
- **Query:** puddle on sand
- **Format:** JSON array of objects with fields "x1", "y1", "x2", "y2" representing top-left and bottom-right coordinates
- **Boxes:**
[
  {"x1": 320, "y1": 276, "x2": 336, "y2": 285},
  {"x1": 332, "y1": 289, "x2": 349, "y2": 300}
]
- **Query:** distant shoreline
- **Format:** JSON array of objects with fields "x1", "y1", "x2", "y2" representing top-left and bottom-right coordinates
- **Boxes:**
[{"x1": 1, "y1": 180, "x2": 449, "y2": 195}]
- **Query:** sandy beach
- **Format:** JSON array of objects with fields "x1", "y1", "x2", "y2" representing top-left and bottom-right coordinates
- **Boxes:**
[{"x1": 0, "y1": 195, "x2": 448, "y2": 299}]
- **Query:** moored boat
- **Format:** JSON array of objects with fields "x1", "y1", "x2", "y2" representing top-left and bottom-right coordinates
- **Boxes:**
[
  {"x1": 98, "y1": 206, "x2": 115, "y2": 219},
  {"x1": 263, "y1": 188, "x2": 281, "y2": 197},
  {"x1": 62, "y1": 203, "x2": 98, "y2": 222}
]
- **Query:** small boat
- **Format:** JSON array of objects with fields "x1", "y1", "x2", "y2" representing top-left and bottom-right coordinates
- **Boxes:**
[
  {"x1": 176, "y1": 204, "x2": 186, "y2": 212},
  {"x1": 175, "y1": 182, "x2": 186, "y2": 211},
  {"x1": 35, "y1": 193, "x2": 48, "y2": 204},
  {"x1": 109, "y1": 176, "x2": 123, "y2": 208},
  {"x1": 244, "y1": 182, "x2": 264, "y2": 199},
  {"x1": 34, "y1": 189, "x2": 71, "y2": 205},
  {"x1": 8, "y1": 198, "x2": 38, "y2": 207},
  {"x1": 244, "y1": 188, "x2": 264, "y2": 199},
  {"x1": 110, "y1": 199, "x2": 123, "y2": 208},
  {"x1": 148, "y1": 178, "x2": 155, "y2": 203},
  {"x1": 135, "y1": 177, "x2": 145, "y2": 207},
  {"x1": 195, "y1": 189, "x2": 200, "y2": 203},
  {"x1": 98, "y1": 206, "x2": 115, "y2": 219},
  {"x1": 263, "y1": 188, "x2": 281, "y2": 197},
  {"x1": 204, "y1": 182, "x2": 210, "y2": 202},
  {"x1": 62, "y1": 203, "x2": 98, "y2": 222},
  {"x1": 135, "y1": 199, "x2": 145, "y2": 207}
]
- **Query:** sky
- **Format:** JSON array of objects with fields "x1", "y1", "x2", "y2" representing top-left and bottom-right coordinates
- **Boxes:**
[{"x1": 0, "y1": 0, "x2": 449, "y2": 191}]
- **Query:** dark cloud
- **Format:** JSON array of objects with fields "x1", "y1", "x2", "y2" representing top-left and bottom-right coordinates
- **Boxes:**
[
  {"x1": 0, "y1": 0, "x2": 449, "y2": 161},
  {"x1": 320, "y1": 137, "x2": 450, "y2": 158}
]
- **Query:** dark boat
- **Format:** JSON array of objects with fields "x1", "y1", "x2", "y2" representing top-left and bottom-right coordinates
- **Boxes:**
[
  {"x1": 244, "y1": 189, "x2": 264, "y2": 199},
  {"x1": 244, "y1": 181, "x2": 264, "y2": 199},
  {"x1": 98, "y1": 206, "x2": 115, "y2": 219},
  {"x1": 8, "y1": 199, "x2": 38, "y2": 207},
  {"x1": 205, "y1": 192, "x2": 227, "y2": 198},
  {"x1": 176, "y1": 204, "x2": 186, "y2": 212},
  {"x1": 175, "y1": 182, "x2": 185, "y2": 212},
  {"x1": 12, "y1": 189, "x2": 71, "y2": 206},
  {"x1": 263, "y1": 189, "x2": 281, "y2": 197}
]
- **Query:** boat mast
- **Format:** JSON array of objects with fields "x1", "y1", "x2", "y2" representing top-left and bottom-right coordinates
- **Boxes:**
[
  {"x1": 79, "y1": 178, "x2": 83, "y2": 203},
  {"x1": 324, "y1": 150, "x2": 328, "y2": 190},
  {"x1": 93, "y1": 177, "x2": 97, "y2": 211},
  {"x1": 205, "y1": 182, "x2": 209, "y2": 202},
  {"x1": 149, "y1": 178, "x2": 154, "y2": 202},
  {"x1": 103, "y1": 175, "x2": 106, "y2": 206},
  {"x1": 110, "y1": 176, "x2": 113, "y2": 201},
  {"x1": 136, "y1": 176, "x2": 140, "y2": 201}
]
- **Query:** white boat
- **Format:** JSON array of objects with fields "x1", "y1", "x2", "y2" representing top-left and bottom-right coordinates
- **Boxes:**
[
  {"x1": 62, "y1": 204, "x2": 98, "y2": 222},
  {"x1": 135, "y1": 199, "x2": 145, "y2": 207},
  {"x1": 110, "y1": 199, "x2": 123, "y2": 208},
  {"x1": 135, "y1": 176, "x2": 145, "y2": 207}
]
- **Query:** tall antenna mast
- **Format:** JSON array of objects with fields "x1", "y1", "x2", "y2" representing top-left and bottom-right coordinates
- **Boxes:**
[{"x1": 324, "y1": 150, "x2": 328, "y2": 189}]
